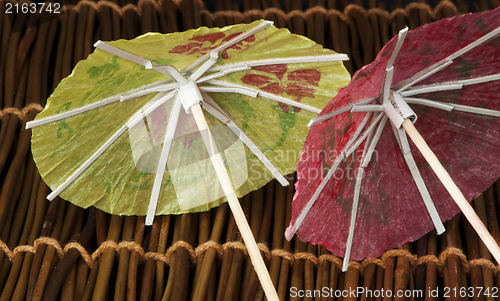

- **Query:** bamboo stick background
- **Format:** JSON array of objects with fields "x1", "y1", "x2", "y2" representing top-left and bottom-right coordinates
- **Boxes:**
[{"x1": 0, "y1": 0, "x2": 499, "y2": 300}]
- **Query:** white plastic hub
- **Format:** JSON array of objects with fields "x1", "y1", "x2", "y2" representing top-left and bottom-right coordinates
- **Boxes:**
[
  {"x1": 383, "y1": 91, "x2": 417, "y2": 128},
  {"x1": 178, "y1": 80, "x2": 203, "y2": 113}
]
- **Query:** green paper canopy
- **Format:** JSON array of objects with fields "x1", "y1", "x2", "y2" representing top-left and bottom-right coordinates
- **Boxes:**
[{"x1": 29, "y1": 20, "x2": 350, "y2": 219}]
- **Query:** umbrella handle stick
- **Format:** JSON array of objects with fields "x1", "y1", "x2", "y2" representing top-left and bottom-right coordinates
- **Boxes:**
[
  {"x1": 402, "y1": 119, "x2": 500, "y2": 264},
  {"x1": 190, "y1": 104, "x2": 280, "y2": 301}
]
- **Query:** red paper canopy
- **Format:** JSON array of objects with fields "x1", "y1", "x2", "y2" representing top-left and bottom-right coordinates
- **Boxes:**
[{"x1": 287, "y1": 8, "x2": 500, "y2": 262}]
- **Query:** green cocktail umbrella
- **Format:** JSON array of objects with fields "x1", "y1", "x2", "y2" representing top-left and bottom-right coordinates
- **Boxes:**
[{"x1": 28, "y1": 20, "x2": 350, "y2": 299}]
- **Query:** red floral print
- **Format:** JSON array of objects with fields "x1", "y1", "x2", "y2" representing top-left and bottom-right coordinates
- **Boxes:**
[
  {"x1": 169, "y1": 31, "x2": 255, "y2": 59},
  {"x1": 191, "y1": 32, "x2": 225, "y2": 44},
  {"x1": 254, "y1": 64, "x2": 287, "y2": 80},
  {"x1": 241, "y1": 64, "x2": 321, "y2": 113},
  {"x1": 220, "y1": 33, "x2": 256, "y2": 59},
  {"x1": 169, "y1": 42, "x2": 202, "y2": 55}
]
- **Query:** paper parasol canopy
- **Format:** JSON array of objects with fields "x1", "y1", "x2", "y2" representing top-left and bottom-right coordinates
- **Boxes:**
[
  {"x1": 286, "y1": 9, "x2": 500, "y2": 270},
  {"x1": 28, "y1": 20, "x2": 351, "y2": 299}
]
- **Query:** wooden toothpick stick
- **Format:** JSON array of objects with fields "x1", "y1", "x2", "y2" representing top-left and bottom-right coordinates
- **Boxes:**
[
  {"x1": 191, "y1": 104, "x2": 279, "y2": 301},
  {"x1": 402, "y1": 119, "x2": 500, "y2": 264}
]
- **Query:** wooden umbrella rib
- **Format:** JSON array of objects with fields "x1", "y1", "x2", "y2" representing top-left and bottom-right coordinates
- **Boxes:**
[
  {"x1": 46, "y1": 91, "x2": 176, "y2": 202},
  {"x1": 395, "y1": 60, "x2": 453, "y2": 93},
  {"x1": 345, "y1": 112, "x2": 383, "y2": 156},
  {"x1": 94, "y1": 40, "x2": 153, "y2": 69},
  {"x1": 395, "y1": 25, "x2": 500, "y2": 93},
  {"x1": 285, "y1": 112, "x2": 374, "y2": 240},
  {"x1": 206, "y1": 54, "x2": 349, "y2": 73},
  {"x1": 342, "y1": 172, "x2": 364, "y2": 272},
  {"x1": 184, "y1": 20, "x2": 273, "y2": 73},
  {"x1": 342, "y1": 113, "x2": 385, "y2": 271},
  {"x1": 207, "y1": 79, "x2": 322, "y2": 113},
  {"x1": 446, "y1": 26, "x2": 500, "y2": 62},
  {"x1": 25, "y1": 79, "x2": 174, "y2": 129},
  {"x1": 196, "y1": 65, "x2": 251, "y2": 83},
  {"x1": 386, "y1": 26, "x2": 408, "y2": 69},
  {"x1": 43, "y1": 127, "x2": 109, "y2": 200},
  {"x1": 360, "y1": 115, "x2": 388, "y2": 168},
  {"x1": 405, "y1": 97, "x2": 500, "y2": 117},
  {"x1": 395, "y1": 127, "x2": 445, "y2": 234},
  {"x1": 201, "y1": 97, "x2": 289, "y2": 186},
  {"x1": 145, "y1": 96, "x2": 181, "y2": 226},
  {"x1": 199, "y1": 86, "x2": 257, "y2": 98},
  {"x1": 404, "y1": 97, "x2": 454, "y2": 111},
  {"x1": 449, "y1": 104, "x2": 500, "y2": 117},
  {"x1": 401, "y1": 73, "x2": 500, "y2": 97},
  {"x1": 308, "y1": 96, "x2": 378, "y2": 127},
  {"x1": 399, "y1": 83, "x2": 462, "y2": 97}
]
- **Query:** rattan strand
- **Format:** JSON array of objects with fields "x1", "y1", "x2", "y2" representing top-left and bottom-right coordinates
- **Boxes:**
[
  {"x1": 0, "y1": 1, "x2": 468, "y2": 108},
  {"x1": 1, "y1": 237, "x2": 498, "y2": 273}
]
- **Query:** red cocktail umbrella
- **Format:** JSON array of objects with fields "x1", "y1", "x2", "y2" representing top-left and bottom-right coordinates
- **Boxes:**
[{"x1": 286, "y1": 8, "x2": 500, "y2": 270}]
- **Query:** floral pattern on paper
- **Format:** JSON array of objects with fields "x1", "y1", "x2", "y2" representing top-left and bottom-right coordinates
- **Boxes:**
[
  {"x1": 241, "y1": 64, "x2": 321, "y2": 113},
  {"x1": 169, "y1": 32, "x2": 256, "y2": 59}
]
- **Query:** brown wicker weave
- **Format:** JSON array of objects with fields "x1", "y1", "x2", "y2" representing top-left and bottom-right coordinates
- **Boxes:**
[{"x1": 0, "y1": 1, "x2": 499, "y2": 300}]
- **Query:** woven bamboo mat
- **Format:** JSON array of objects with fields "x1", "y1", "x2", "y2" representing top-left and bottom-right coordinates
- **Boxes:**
[{"x1": 0, "y1": 1, "x2": 499, "y2": 300}]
